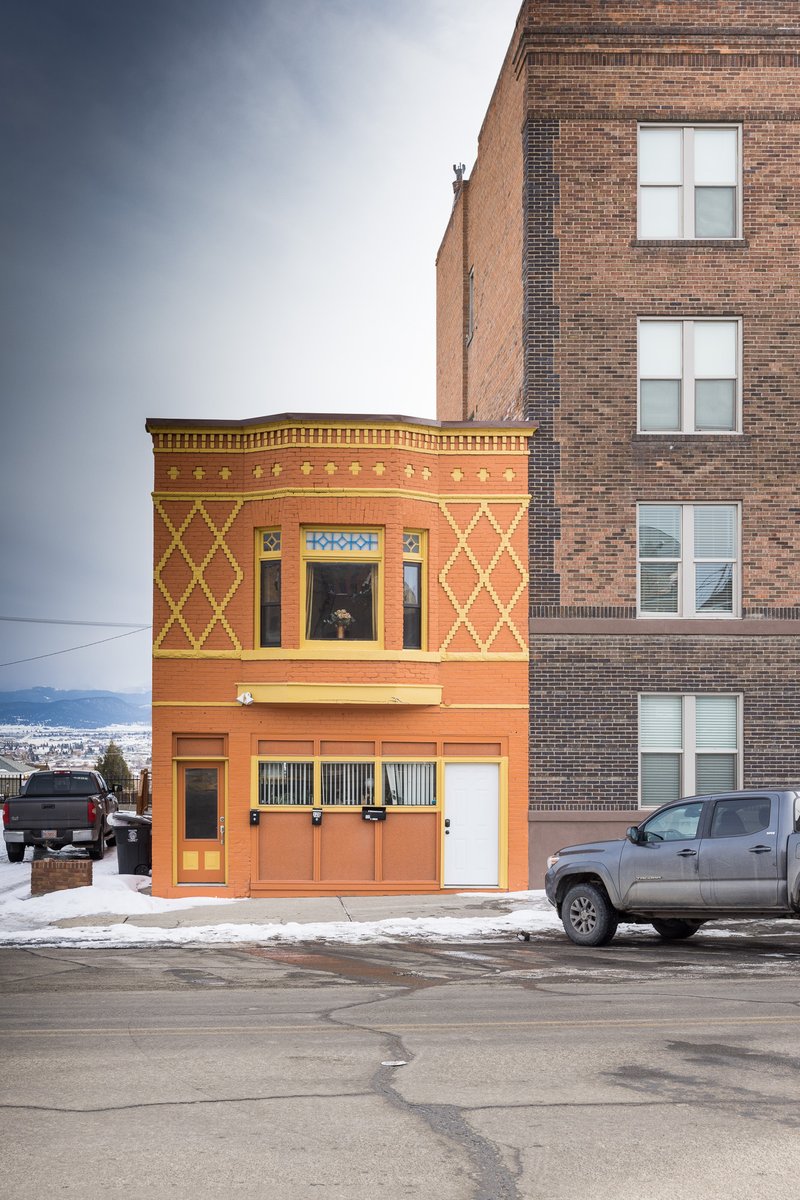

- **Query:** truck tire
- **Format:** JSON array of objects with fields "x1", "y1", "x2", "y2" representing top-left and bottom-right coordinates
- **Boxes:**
[
  {"x1": 561, "y1": 882, "x2": 618, "y2": 947},
  {"x1": 651, "y1": 919, "x2": 702, "y2": 940},
  {"x1": 6, "y1": 844, "x2": 25, "y2": 863},
  {"x1": 88, "y1": 831, "x2": 105, "y2": 861}
]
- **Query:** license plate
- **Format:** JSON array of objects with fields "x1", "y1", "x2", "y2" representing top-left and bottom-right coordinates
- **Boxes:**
[{"x1": 41, "y1": 829, "x2": 58, "y2": 838}]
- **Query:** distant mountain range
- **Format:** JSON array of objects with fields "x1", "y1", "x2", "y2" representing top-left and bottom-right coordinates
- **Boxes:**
[{"x1": 0, "y1": 688, "x2": 151, "y2": 728}]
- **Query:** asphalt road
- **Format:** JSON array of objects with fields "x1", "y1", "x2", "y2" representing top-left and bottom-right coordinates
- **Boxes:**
[{"x1": 2, "y1": 926, "x2": 800, "y2": 1200}]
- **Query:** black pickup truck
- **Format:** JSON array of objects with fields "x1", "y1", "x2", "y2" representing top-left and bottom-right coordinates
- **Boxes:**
[{"x1": 2, "y1": 770, "x2": 118, "y2": 862}]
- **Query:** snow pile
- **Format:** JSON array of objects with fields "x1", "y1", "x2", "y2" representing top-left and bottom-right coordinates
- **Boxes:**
[{"x1": 0, "y1": 831, "x2": 560, "y2": 948}]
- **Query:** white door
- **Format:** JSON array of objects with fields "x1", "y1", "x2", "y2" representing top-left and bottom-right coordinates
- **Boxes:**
[{"x1": 443, "y1": 763, "x2": 500, "y2": 887}]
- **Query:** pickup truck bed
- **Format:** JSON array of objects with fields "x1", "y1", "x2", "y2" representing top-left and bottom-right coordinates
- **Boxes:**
[{"x1": 3, "y1": 770, "x2": 118, "y2": 862}]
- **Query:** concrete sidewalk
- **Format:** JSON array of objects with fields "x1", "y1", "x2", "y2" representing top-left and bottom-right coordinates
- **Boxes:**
[{"x1": 55, "y1": 889, "x2": 544, "y2": 930}]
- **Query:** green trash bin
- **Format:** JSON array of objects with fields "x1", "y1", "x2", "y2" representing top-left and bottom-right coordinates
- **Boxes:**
[{"x1": 112, "y1": 813, "x2": 152, "y2": 875}]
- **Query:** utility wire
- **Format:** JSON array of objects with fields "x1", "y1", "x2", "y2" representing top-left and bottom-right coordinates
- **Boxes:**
[
  {"x1": 0, "y1": 626, "x2": 151, "y2": 669},
  {"x1": 0, "y1": 616, "x2": 151, "y2": 628}
]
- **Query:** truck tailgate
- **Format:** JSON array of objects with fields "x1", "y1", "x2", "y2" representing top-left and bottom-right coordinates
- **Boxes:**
[{"x1": 5, "y1": 798, "x2": 92, "y2": 830}]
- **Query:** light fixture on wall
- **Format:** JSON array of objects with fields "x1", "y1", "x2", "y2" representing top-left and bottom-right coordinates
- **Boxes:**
[{"x1": 236, "y1": 691, "x2": 254, "y2": 706}]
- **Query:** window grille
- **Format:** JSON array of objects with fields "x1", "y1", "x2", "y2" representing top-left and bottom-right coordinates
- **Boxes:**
[
  {"x1": 321, "y1": 762, "x2": 375, "y2": 806},
  {"x1": 258, "y1": 761, "x2": 314, "y2": 806}
]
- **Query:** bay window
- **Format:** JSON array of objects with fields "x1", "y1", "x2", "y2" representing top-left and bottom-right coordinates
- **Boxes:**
[{"x1": 302, "y1": 528, "x2": 381, "y2": 644}]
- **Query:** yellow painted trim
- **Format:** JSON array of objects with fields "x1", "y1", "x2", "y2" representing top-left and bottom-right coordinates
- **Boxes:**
[
  {"x1": 153, "y1": 650, "x2": 242, "y2": 659},
  {"x1": 153, "y1": 699, "x2": 529, "y2": 710},
  {"x1": 252, "y1": 754, "x2": 442, "y2": 810},
  {"x1": 172, "y1": 758, "x2": 228, "y2": 887},
  {"x1": 438, "y1": 498, "x2": 529, "y2": 655},
  {"x1": 150, "y1": 419, "x2": 533, "y2": 453},
  {"x1": 499, "y1": 757, "x2": 509, "y2": 890},
  {"x1": 254, "y1": 526, "x2": 282, "y2": 652},
  {"x1": 300, "y1": 525, "x2": 385, "y2": 651},
  {"x1": 153, "y1": 488, "x2": 532, "y2": 504},
  {"x1": 440, "y1": 758, "x2": 507, "y2": 889},
  {"x1": 153, "y1": 497, "x2": 244, "y2": 652},
  {"x1": 241, "y1": 648, "x2": 441, "y2": 663},
  {"x1": 443, "y1": 704, "x2": 529, "y2": 710},
  {"x1": 235, "y1": 682, "x2": 443, "y2": 706},
  {"x1": 403, "y1": 527, "x2": 427, "y2": 652},
  {"x1": 442, "y1": 651, "x2": 529, "y2": 660},
  {"x1": 153, "y1": 648, "x2": 526, "y2": 661}
]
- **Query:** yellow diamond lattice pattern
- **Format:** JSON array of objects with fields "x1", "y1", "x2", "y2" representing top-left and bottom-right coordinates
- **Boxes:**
[
  {"x1": 438, "y1": 501, "x2": 529, "y2": 653},
  {"x1": 154, "y1": 499, "x2": 244, "y2": 650}
]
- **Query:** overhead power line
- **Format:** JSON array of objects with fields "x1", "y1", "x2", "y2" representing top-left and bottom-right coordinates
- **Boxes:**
[
  {"x1": 0, "y1": 626, "x2": 151, "y2": 669},
  {"x1": 0, "y1": 616, "x2": 151, "y2": 628}
]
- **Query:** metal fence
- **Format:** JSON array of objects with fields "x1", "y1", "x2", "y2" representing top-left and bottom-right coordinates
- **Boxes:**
[{"x1": 1, "y1": 770, "x2": 150, "y2": 812}]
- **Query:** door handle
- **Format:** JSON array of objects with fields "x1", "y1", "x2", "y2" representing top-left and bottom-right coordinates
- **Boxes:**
[
  {"x1": 676, "y1": 848, "x2": 697, "y2": 857},
  {"x1": 219, "y1": 818, "x2": 225, "y2": 846},
  {"x1": 444, "y1": 818, "x2": 450, "y2": 836},
  {"x1": 749, "y1": 845, "x2": 771, "y2": 854}
]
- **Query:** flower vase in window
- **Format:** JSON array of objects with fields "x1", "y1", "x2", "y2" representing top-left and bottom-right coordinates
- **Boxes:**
[{"x1": 326, "y1": 608, "x2": 353, "y2": 639}]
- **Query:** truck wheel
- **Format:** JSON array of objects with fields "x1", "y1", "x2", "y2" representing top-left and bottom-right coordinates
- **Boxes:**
[
  {"x1": 651, "y1": 919, "x2": 702, "y2": 940},
  {"x1": 6, "y1": 844, "x2": 25, "y2": 863},
  {"x1": 561, "y1": 882, "x2": 618, "y2": 947},
  {"x1": 88, "y1": 833, "x2": 105, "y2": 861}
]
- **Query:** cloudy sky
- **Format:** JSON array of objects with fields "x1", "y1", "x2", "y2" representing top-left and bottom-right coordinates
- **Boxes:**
[{"x1": 0, "y1": 0, "x2": 519, "y2": 694}]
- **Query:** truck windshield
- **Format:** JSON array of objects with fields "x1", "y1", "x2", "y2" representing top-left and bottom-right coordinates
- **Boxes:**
[{"x1": 25, "y1": 773, "x2": 97, "y2": 796}]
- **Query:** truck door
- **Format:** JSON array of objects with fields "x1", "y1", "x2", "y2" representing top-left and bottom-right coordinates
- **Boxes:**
[
  {"x1": 698, "y1": 794, "x2": 779, "y2": 907},
  {"x1": 619, "y1": 799, "x2": 705, "y2": 907}
]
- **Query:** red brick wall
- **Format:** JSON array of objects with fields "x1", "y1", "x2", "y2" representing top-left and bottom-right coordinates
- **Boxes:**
[
  {"x1": 436, "y1": 192, "x2": 467, "y2": 422},
  {"x1": 436, "y1": 32, "x2": 524, "y2": 424}
]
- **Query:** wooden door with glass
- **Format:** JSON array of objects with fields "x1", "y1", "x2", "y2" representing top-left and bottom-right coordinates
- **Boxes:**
[{"x1": 177, "y1": 762, "x2": 226, "y2": 884}]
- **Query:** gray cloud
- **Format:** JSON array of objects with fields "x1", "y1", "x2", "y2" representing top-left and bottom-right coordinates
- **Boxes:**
[{"x1": 0, "y1": 0, "x2": 520, "y2": 691}]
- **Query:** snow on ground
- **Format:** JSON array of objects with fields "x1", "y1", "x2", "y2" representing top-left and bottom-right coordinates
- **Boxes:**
[{"x1": 0, "y1": 831, "x2": 562, "y2": 948}]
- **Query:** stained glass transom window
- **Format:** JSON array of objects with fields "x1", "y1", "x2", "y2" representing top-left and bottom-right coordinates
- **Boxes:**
[
  {"x1": 305, "y1": 530, "x2": 379, "y2": 552},
  {"x1": 262, "y1": 530, "x2": 282, "y2": 554},
  {"x1": 403, "y1": 532, "x2": 421, "y2": 556}
]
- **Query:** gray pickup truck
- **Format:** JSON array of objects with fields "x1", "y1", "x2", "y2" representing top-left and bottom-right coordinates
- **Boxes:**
[
  {"x1": 2, "y1": 770, "x2": 118, "y2": 862},
  {"x1": 545, "y1": 788, "x2": 800, "y2": 946}
]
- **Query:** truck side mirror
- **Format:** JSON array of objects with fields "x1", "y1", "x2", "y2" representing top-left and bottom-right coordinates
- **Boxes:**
[{"x1": 626, "y1": 825, "x2": 641, "y2": 844}]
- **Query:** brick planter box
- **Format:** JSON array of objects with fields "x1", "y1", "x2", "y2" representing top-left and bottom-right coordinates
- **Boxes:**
[{"x1": 31, "y1": 858, "x2": 93, "y2": 896}]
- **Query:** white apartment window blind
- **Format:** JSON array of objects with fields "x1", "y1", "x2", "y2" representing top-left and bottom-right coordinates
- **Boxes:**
[
  {"x1": 383, "y1": 762, "x2": 436, "y2": 806},
  {"x1": 321, "y1": 762, "x2": 375, "y2": 806},
  {"x1": 640, "y1": 694, "x2": 740, "y2": 806}
]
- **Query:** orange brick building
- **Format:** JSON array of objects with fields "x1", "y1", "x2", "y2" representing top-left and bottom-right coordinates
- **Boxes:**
[{"x1": 146, "y1": 413, "x2": 533, "y2": 898}]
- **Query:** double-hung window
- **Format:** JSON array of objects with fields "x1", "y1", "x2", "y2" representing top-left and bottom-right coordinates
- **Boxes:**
[
  {"x1": 302, "y1": 528, "x2": 381, "y2": 644},
  {"x1": 638, "y1": 503, "x2": 739, "y2": 617},
  {"x1": 258, "y1": 530, "x2": 281, "y2": 647},
  {"x1": 638, "y1": 319, "x2": 740, "y2": 433},
  {"x1": 638, "y1": 125, "x2": 741, "y2": 240},
  {"x1": 640, "y1": 694, "x2": 741, "y2": 806},
  {"x1": 402, "y1": 530, "x2": 425, "y2": 650}
]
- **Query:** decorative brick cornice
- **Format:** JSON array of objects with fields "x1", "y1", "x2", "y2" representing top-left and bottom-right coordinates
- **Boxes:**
[{"x1": 147, "y1": 415, "x2": 534, "y2": 456}]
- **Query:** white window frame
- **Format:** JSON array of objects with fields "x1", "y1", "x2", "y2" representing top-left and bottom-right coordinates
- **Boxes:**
[
  {"x1": 637, "y1": 502, "x2": 741, "y2": 619},
  {"x1": 637, "y1": 318, "x2": 742, "y2": 434},
  {"x1": 638, "y1": 124, "x2": 743, "y2": 241},
  {"x1": 638, "y1": 694, "x2": 742, "y2": 807}
]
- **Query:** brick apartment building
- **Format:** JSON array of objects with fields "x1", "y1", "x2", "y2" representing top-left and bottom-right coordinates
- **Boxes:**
[{"x1": 437, "y1": 0, "x2": 800, "y2": 880}]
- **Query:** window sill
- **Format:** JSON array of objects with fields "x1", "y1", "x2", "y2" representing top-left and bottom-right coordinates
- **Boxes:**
[
  {"x1": 243, "y1": 648, "x2": 439, "y2": 662},
  {"x1": 631, "y1": 238, "x2": 748, "y2": 249},
  {"x1": 235, "y1": 682, "x2": 443, "y2": 706}
]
